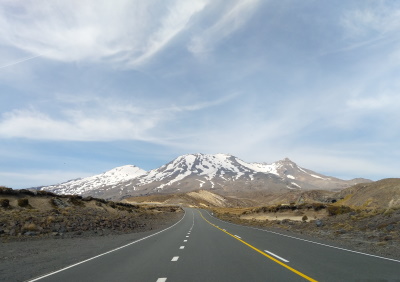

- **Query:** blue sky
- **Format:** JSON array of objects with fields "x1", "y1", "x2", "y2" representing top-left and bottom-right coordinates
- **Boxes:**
[{"x1": 1, "y1": 0, "x2": 400, "y2": 188}]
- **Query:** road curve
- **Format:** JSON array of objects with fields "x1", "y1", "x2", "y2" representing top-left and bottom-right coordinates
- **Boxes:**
[{"x1": 28, "y1": 207, "x2": 400, "y2": 282}]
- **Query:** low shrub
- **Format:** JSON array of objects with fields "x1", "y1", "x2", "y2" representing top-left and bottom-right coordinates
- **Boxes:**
[
  {"x1": 49, "y1": 198, "x2": 57, "y2": 208},
  {"x1": 18, "y1": 198, "x2": 30, "y2": 207},
  {"x1": 312, "y1": 203, "x2": 326, "y2": 211},
  {"x1": 0, "y1": 198, "x2": 10, "y2": 208},
  {"x1": 36, "y1": 190, "x2": 56, "y2": 197},
  {"x1": 46, "y1": 216, "x2": 56, "y2": 223},
  {"x1": 23, "y1": 223, "x2": 37, "y2": 231},
  {"x1": 18, "y1": 189, "x2": 35, "y2": 196},
  {"x1": 0, "y1": 187, "x2": 15, "y2": 195},
  {"x1": 327, "y1": 205, "x2": 354, "y2": 216},
  {"x1": 67, "y1": 196, "x2": 84, "y2": 206}
]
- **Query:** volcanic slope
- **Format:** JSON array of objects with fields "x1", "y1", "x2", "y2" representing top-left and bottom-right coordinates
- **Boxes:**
[
  {"x1": 334, "y1": 178, "x2": 400, "y2": 209},
  {"x1": 125, "y1": 189, "x2": 251, "y2": 208},
  {"x1": 41, "y1": 153, "x2": 370, "y2": 200},
  {"x1": 42, "y1": 165, "x2": 146, "y2": 196}
]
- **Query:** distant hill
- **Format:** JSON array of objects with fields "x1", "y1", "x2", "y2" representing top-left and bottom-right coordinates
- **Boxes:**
[
  {"x1": 124, "y1": 190, "x2": 250, "y2": 208},
  {"x1": 125, "y1": 178, "x2": 400, "y2": 210},
  {"x1": 334, "y1": 178, "x2": 400, "y2": 209}
]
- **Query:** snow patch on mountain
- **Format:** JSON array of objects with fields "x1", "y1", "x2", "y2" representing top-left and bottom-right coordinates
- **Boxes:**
[
  {"x1": 291, "y1": 182, "x2": 301, "y2": 188},
  {"x1": 236, "y1": 159, "x2": 280, "y2": 175},
  {"x1": 310, "y1": 173, "x2": 330, "y2": 180},
  {"x1": 40, "y1": 153, "x2": 370, "y2": 199},
  {"x1": 43, "y1": 165, "x2": 146, "y2": 195}
]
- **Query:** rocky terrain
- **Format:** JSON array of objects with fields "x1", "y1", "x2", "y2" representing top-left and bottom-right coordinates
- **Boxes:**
[
  {"x1": 39, "y1": 154, "x2": 371, "y2": 200},
  {"x1": 0, "y1": 186, "x2": 184, "y2": 281},
  {"x1": 335, "y1": 178, "x2": 400, "y2": 209},
  {"x1": 208, "y1": 179, "x2": 400, "y2": 261},
  {"x1": 0, "y1": 187, "x2": 182, "y2": 241},
  {"x1": 1, "y1": 177, "x2": 399, "y2": 280},
  {"x1": 125, "y1": 189, "x2": 252, "y2": 208},
  {"x1": 211, "y1": 205, "x2": 400, "y2": 260}
]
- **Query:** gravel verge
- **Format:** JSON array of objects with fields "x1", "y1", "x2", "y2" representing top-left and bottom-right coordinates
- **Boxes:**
[
  {"x1": 213, "y1": 211, "x2": 400, "y2": 261},
  {"x1": 0, "y1": 212, "x2": 183, "y2": 282}
]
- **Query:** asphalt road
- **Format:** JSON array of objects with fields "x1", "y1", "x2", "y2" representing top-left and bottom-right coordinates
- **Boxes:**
[{"x1": 28, "y1": 208, "x2": 400, "y2": 282}]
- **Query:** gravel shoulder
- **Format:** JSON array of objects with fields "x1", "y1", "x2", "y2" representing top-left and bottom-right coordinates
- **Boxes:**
[
  {"x1": 212, "y1": 208, "x2": 400, "y2": 261},
  {"x1": 0, "y1": 212, "x2": 183, "y2": 282}
]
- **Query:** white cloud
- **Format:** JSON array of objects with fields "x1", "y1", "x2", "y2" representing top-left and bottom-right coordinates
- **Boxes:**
[
  {"x1": 0, "y1": 53, "x2": 42, "y2": 70},
  {"x1": 129, "y1": 0, "x2": 208, "y2": 66},
  {"x1": 346, "y1": 95, "x2": 395, "y2": 110},
  {"x1": 341, "y1": 4, "x2": 400, "y2": 38},
  {"x1": 289, "y1": 150, "x2": 399, "y2": 180},
  {"x1": 0, "y1": 0, "x2": 207, "y2": 67},
  {"x1": 188, "y1": 0, "x2": 261, "y2": 55},
  {"x1": 0, "y1": 106, "x2": 160, "y2": 141},
  {"x1": 0, "y1": 170, "x2": 93, "y2": 188},
  {"x1": 0, "y1": 94, "x2": 236, "y2": 142}
]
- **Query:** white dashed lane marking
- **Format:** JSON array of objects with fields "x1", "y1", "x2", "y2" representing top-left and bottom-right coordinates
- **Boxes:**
[
  {"x1": 156, "y1": 278, "x2": 167, "y2": 282},
  {"x1": 179, "y1": 246, "x2": 185, "y2": 249},
  {"x1": 184, "y1": 240, "x2": 187, "y2": 242},
  {"x1": 264, "y1": 250, "x2": 289, "y2": 263},
  {"x1": 234, "y1": 235, "x2": 241, "y2": 239},
  {"x1": 171, "y1": 256, "x2": 179, "y2": 262}
]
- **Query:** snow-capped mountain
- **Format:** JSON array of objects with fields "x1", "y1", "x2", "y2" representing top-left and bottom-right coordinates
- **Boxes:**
[
  {"x1": 43, "y1": 165, "x2": 146, "y2": 196},
  {"x1": 41, "y1": 153, "x2": 370, "y2": 200}
]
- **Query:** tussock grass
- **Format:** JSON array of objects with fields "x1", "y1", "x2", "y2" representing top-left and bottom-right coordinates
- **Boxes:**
[
  {"x1": 0, "y1": 198, "x2": 10, "y2": 208},
  {"x1": 17, "y1": 198, "x2": 30, "y2": 208}
]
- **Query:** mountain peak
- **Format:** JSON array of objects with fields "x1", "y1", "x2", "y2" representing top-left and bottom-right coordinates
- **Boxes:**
[
  {"x1": 279, "y1": 157, "x2": 294, "y2": 163},
  {"x1": 104, "y1": 165, "x2": 147, "y2": 177},
  {"x1": 41, "y1": 153, "x2": 371, "y2": 200}
]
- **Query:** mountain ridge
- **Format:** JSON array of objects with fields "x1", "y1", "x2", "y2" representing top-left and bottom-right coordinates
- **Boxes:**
[{"x1": 41, "y1": 153, "x2": 371, "y2": 200}]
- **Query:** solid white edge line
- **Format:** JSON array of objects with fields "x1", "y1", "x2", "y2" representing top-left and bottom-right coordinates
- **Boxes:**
[
  {"x1": 265, "y1": 250, "x2": 290, "y2": 262},
  {"x1": 171, "y1": 256, "x2": 179, "y2": 261},
  {"x1": 156, "y1": 278, "x2": 167, "y2": 282},
  {"x1": 27, "y1": 210, "x2": 187, "y2": 282},
  {"x1": 205, "y1": 210, "x2": 400, "y2": 263}
]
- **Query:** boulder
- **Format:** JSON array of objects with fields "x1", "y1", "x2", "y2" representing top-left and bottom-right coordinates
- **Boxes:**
[{"x1": 315, "y1": 220, "x2": 324, "y2": 227}]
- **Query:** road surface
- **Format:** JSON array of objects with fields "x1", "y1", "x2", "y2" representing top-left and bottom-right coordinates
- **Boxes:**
[{"x1": 28, "y1": 208, "x2": 400, "y2": 282}]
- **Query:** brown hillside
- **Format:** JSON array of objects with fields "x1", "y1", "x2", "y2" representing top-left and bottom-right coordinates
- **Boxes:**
[
  {"x1": 125, "y1": 190, "x2": 249, "y2": 208},
  {"x1": 0, "y1": 187, "x2": 182, "y2": 240},
  {"x1": 335, "y1": 178, "x2": 400, "y2": 209}
]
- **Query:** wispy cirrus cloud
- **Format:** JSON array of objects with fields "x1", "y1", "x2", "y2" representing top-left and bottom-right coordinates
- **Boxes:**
[
  {"x1": 0, "y1": 93, "x2": 236, "y2": 142},
  {"x1": 0, "y1": 0, "x2": 208, "y2": 67},
  {"x1": 188, "y1": 0, "x2": 261, "y2": 55},
  {"x1": 346, "y1": 94, "x2": 399, "y2": 110},
  {"x1": 340, "y1": 3, "x2": 400, "y2": 38}
]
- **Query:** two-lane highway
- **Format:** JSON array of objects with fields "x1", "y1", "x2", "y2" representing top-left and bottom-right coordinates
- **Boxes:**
[{"x1": 28, "y1": 208, "x2": 400, "y2": 282}]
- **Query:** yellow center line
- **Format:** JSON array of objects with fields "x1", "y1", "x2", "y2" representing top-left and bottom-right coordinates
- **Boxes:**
[{"x1": 198, "y1": 210, "x2": 318, "y2": 282}]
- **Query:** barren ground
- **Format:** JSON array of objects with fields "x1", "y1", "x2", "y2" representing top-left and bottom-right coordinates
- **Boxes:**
[{"x1": 211, "y1": 206, "x2": 400, "y2": 261}]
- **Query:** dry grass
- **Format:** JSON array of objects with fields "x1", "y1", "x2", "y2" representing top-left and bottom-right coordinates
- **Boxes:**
[
  {"x1": 17, "y1": 198, "x2": 30, "y2": 208},
  {"x1": 0, "y1": 198, "x2": 10, "y2": 208}
]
